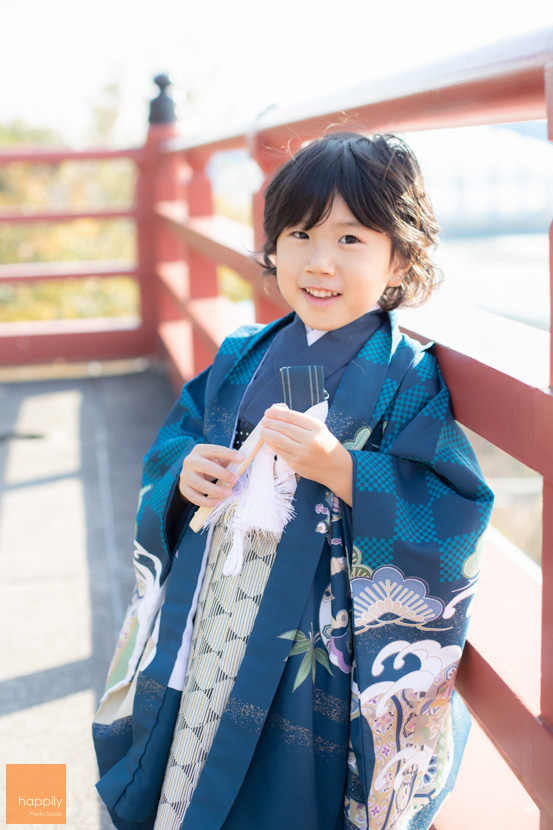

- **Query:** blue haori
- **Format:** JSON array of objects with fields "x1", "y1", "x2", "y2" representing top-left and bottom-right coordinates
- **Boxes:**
[{"x1": 93, "y1": 310, "x2": 493, "y2": 830}]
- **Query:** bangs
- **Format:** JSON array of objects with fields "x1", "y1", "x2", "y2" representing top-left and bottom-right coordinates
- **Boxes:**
[
  {"x1": 276, "y1": 144, "x2": 340, "y2": 231},
  {"x1": 264, "y1": 134, "x2": 388, "y2": 241}
]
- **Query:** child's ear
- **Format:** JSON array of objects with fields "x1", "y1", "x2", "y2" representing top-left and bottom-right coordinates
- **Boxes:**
[{"x1": 388, "y1": 251, "x2": 410, "y2": 287}]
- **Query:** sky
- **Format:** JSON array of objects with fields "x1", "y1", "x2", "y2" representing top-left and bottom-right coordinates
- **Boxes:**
[{"x1": 3, "y1": 0, "x2": 553, "y2": 147}]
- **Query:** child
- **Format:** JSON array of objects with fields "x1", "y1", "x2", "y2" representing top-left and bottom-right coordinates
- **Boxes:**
[{"x1": 93, "y1": 132, "x2": 493, "y2": 830}]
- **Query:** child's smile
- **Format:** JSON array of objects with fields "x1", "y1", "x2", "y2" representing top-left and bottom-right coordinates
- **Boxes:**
[
  {"x1": 275, "y1": 196, "x2": 406, "y2": 331},
  {"x1": 302, "y1": 287, "x2": 341, "y2": 307}
]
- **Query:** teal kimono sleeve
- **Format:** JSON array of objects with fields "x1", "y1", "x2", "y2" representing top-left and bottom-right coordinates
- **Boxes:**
[
  {"x1": 136, "y1": 366, "x2": 210, "y2": 573},
  {"x1": 93, "y1": 366, "x2": 210, "y2": 715},
  {"x1": 344, "y1": 364, "x2": 493, "y2": 829}
]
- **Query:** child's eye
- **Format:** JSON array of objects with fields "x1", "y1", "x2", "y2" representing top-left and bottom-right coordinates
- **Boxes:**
[
  {"x1": 340, "y1": 234, "x2": 359, "y2": 244},
  {"x1": 291, "y1": 230, "x2": 309, "y2": 239}
]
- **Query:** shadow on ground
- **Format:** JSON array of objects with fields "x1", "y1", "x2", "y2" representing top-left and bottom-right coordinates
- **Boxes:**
[{"x1": 0, "y1": 367, "x2": 175, "y2": 830}]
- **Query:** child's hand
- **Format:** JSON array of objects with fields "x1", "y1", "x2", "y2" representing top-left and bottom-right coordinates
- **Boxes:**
[
  {"x1": 179, "y1": 444, "x2": 243, "y2": 507},
  {"x1": 260, "y1": 407, "x2": 353, "y2": 506}
]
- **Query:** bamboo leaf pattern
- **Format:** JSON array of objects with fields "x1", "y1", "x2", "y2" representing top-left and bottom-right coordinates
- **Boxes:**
[
  {"x1": 279, "y1": 629, "x2": 303, "y2": 642},
  {"x1": 279, "y1": 624, "x2": 334, "y2": 692},
  {"x1": 293, "y1": 650, "x2": 313, "y2": 692},
  {"x1": 315, "y1": 647, "x2": 332, "y2": 673},
  {"x1": 289, "y1": 640, "x2": 312, "y2": 656}
]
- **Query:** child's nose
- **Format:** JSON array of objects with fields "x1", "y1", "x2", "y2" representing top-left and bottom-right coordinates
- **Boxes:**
[{"x1": 305, "y1": 244, "x2": 335, "y2": 275}]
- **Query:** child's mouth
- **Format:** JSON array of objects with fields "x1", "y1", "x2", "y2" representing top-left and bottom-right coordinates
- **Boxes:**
[{"x1": 302, "y1": 287, "x2": 341, "y2": 304}]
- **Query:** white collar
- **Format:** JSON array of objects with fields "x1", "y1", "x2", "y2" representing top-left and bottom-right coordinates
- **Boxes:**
[
  {"x1": 303, "y1": 304, "x2": 380, "y2": 346},
  {"x1": 304, "y1": 326, "x2": 327, "y2": 346}
]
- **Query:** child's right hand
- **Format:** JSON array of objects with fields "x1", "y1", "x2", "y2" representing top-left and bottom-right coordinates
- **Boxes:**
[{"x1": 178, "y1": 444, "x2": 243, "y2": 507}]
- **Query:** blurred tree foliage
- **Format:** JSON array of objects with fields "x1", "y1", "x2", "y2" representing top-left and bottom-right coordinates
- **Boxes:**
[
  {"x1": 0, "y1": 99, "x2": 257, "y2": 323},
  {"x1": 0, "y1": 89, "x2": 139, "y2": 321},
  {"x1": 0, "y1": 277, "x2": 138, "y2": 323},
  {"x1": 217, "y1": 264, "x2": 253, "y2": 304},
  {"x1": 88, "y1": 82, "x2": 121, "y2": 146},
  {"x1": 0, "y1": 120, "x2": 61, "y2": 146}
]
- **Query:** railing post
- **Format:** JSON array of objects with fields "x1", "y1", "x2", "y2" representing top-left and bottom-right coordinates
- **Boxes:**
[
  {"x1": 182, "y1": 148, "x2": 220, "y2": 372},
  {"x1": 541, "y1": 61, "x2": 553, "y2": 727},
  {"x1": 136, "y1": 74, "x2": 181, "y2": 356},
  {"x1": 249, "y1": 133, "x2": 293, "y2": 323},
  {"x1": 540, "y1": 61, "x2": 553, "y2": 830},
  {"x1": 186, "y1": 149, "x2": 218, "y2": 297}
]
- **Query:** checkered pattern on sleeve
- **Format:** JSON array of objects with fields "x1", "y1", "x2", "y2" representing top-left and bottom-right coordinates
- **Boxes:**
[
  {"x1": 352, "y1": 342, "x2": 493, "y2": 584},
  {"x1": 137, "y1": 368, "x2": 209, "y2": 560}
]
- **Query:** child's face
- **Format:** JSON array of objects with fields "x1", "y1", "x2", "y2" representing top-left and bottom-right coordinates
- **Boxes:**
[{"x1": 275, "y1": 196, "x2": 405, "y2": 331}]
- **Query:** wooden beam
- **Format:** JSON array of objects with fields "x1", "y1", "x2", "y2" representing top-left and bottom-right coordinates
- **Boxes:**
[
  {"x1": 0, "y1": 260, "x2": 138, "y2": 282},
  {"x1": 0, "y1": 317, "x2": 148, "y2": 364},
  {"x1": 456, "y1": 533, "x2": 552, "y2": 817},
  {"x1": 433, "y1": 718, "x2": 539, "y2": 829},
  {"x1": 0, "y1": 148, "x2": 143, "y2": 165},
  {"x1": 0, "y1": 208, "x2": 136, "y2": 224},
  {"x1": 398, "y1": 300, "x2": 552, "y2": 479},
  {"x1": 155, "y1": 204, "x2": 260, "y2": 283}
]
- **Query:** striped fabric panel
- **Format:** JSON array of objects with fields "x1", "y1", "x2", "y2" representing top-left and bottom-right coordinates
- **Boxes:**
[
  {"x1": 280, "y1": 364, "x2": 325, "y2": 412},
  {"x1": 154, "y1": 523, "x2": 279, "y2": 830}
]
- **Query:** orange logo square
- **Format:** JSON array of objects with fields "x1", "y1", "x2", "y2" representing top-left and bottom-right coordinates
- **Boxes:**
[{"x1": 6, "y1": 764, "x2": 66, "y2": 825}]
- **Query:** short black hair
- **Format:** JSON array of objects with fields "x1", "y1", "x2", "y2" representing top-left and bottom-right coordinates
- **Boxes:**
[{"x1": 261, "y1": 132, "x2": 441, "y2": 310}]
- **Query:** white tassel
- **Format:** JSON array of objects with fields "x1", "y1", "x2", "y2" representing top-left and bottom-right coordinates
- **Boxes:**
[
  {"x1": 241, "y1": 444, "x2": 295, "y2": 534},
  {"x1": 221, "y1": 478, "x2": 248, "y2": 576},
  {"x1": 205, "y1": 399, "x2": 329, "y2": 577}
]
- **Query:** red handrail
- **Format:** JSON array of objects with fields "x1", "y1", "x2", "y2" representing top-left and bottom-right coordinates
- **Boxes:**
[
  {"x1": 0, "y1": 145, "x2": 158, "y2": 364},
  {"x1": 0, "y1": 147, "x2": 143, "y2": 165}
]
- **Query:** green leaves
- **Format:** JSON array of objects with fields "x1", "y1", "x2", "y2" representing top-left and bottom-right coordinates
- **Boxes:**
[
  {"x1": 294, "y1": 650, "x2": 314, "y2": 692},
  {"x1": 279, "y1": 627, "x2": 333, "y2": 693},
  {"x1": 278, "y1": 629, "x2": 302, "y2": 642},
  {"x1": 290, "y1": 638, "x2": 311, "y2": 657},
  {"x1": 314, "y1": 647, "x2": 331, "y2": 673}
]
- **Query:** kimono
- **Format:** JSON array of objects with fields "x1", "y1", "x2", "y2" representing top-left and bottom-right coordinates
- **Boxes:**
[{"x1": 93, "y1": 309, "x2": 493, "y2": 830}]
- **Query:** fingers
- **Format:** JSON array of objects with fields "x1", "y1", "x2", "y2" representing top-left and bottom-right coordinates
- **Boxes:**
[
  {"x1": 184, "y1": 468, "x2": 235, "y2": 497},
  {"x1": 261, "y1": 409, "x2": 319, "y2": 447},
  {"x1": 260, "y1": 427, "x2": 301, "y2": 455},
  {"x1": 190, "y1": 455, "x2": 239, "y2": 487},
  {"x1": 196, "y1": 444, "x2": 244, "y2": 468},
  {"x1": 260, "y1": 411, "x2": 337, "y2": 485},
  {"x1": 179, "y1": 476, "x2": 233, "y2": 507},
  {"x1": 179, "y1": 444, "x2": 244, "y2": 506},
  {"x1": 260, "y1": 422, "x2": 303, "y2": 453},
  {"x1": 192, "y1": 445, "x2": 244, "y2": 483},
  {"x1": 263, "y1": 406, "x2": 315, "y2": 428}
]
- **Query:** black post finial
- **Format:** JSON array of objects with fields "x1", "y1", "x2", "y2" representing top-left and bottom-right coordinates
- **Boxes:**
[{"x1": 149, "y1": 73, "x2": 177, "y2": 125}]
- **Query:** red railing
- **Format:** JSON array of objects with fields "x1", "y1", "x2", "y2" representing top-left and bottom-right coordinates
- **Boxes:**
[
  {"x1": 1, "y1": 28, "x2": 552, "y2": 829},
  {"x1": 0, "y1": 146, "x2": 156, "y2": 364}
]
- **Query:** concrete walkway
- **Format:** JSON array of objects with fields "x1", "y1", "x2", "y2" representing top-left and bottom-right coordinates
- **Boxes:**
[{"x1": 0, "y1": 367, "x2": 175, "y2": 830}]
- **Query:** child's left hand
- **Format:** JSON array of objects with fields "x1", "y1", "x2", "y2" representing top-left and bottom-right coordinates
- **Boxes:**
[{"x1": 260, "y1": 406, "x2": 353, "y2": 506}]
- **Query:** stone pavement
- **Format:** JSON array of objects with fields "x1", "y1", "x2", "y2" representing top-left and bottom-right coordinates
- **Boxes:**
[{"x1": 0, "y1": 366, "x2": 176, "y2": 830}]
